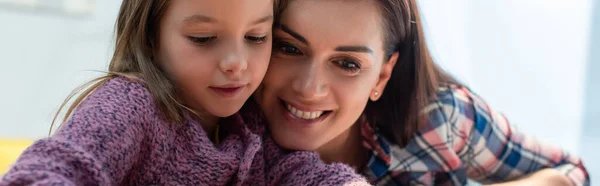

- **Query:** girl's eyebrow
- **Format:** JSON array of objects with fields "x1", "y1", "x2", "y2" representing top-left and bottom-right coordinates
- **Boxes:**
[
  {"x1": 252, "y1": 15, "x2": 274, "y2": 25},
  {"x1": 183, "y1": 15, "x2": 273, "y2": 25},
  {"x1": 183, "y1": 14, "x2": 217, "y2": 24}
]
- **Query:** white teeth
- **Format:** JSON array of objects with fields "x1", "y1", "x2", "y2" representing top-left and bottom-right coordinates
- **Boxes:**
[
  {"x1": 302, "y1": 112, "x2": 310, "y2": 119},
  {"x1": 293, "y1": 109, "x2": 300, "y2": 117},
  {"x1": 285, "y1": 103, "x2": 324, "y2": 120}
]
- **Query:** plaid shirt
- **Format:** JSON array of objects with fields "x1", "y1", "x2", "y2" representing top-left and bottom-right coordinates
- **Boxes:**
[{"x1": 361, "y1": 85, "x2": 590, "y2": 186}]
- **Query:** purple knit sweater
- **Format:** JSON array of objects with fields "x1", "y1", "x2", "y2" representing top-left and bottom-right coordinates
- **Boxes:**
[{"x1": 0, "y1": 77, "x2": 366, "y2": 186}]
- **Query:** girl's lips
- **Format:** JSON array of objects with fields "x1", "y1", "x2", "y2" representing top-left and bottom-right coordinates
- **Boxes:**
[{"x1": 209, "y1": 86, "x2": 245, "y2": 98}]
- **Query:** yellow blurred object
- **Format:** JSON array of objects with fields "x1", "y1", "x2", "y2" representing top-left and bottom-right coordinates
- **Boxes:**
[{"x1": 0, "y1": 139, "x2": 33, "y2": 176}]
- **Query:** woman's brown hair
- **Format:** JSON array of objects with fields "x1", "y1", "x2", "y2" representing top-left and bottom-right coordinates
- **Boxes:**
[
  {"x1": 50, "y1": 0, "x2": 282, "y2": 135},
  {"x1": 364, "y1": 0, "x2": 457, "y2": 147}
]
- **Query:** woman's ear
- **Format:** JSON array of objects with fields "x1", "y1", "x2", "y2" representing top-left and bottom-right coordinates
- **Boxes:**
[{"x1": 370, "y1": 52, "x2": 398, "y2": 101}]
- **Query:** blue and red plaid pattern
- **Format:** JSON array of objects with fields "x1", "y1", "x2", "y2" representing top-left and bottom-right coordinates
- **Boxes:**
[{"x1": 361, "y1": 84, "x2": 590, "y2": 186}]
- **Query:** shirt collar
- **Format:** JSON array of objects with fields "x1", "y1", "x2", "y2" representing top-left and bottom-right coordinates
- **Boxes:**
[{"x1": 361, "y1": 121, "x2": 392, "y2": 178}]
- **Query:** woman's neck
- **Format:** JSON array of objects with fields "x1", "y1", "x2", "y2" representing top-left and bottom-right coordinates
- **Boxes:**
[{"x1": 316, "y1": 123, "x2": 369, "y2": 171}]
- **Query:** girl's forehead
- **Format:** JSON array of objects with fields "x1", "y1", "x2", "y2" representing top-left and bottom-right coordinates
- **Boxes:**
[{"x1": 165, "y1": 0, "x2": 274, "y2": 27}]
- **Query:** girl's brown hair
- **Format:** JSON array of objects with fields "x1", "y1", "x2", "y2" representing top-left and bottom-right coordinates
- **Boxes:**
[
  {"x1": 363, "y1": 0, "x2": 457, "y2": 147},
  {"x1": 50, "y1": 0, "x2": 282, "y2": 135}
]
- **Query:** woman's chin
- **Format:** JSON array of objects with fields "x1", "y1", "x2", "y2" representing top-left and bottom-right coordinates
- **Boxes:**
[{"x1": 274, "y1": 134, "x2": 322, "y2": 151}]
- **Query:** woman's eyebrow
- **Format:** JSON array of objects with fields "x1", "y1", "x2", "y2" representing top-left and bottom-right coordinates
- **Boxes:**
[
  {"x1": 276, "y1": 24, "x2": 308, "y2": 45},
  {"x1": 335, "y1": 46, "x2": 373, "y2": 54}
]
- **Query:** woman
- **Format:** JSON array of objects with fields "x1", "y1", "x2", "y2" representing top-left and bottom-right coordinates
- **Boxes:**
[{"x1": 256, "y1": 0, "x2": 590, "y2": 185}]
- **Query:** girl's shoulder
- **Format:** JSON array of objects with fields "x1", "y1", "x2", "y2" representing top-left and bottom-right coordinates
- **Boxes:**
[
  {"x1": 73, "y1": 76, "x2": 159, "y2": 125},
  {"x1": 90, "y1": 76, "x2": 154, "y2": 108}
]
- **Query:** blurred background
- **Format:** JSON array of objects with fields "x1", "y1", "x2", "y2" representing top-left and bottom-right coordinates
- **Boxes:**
[{"x1": 0, "y1": 0, "x2": 597, "y2": 180}]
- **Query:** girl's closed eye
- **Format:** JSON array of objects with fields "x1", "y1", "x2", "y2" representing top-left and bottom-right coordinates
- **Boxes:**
[
  {"x1": 245, "y1": 35, "x2": 268, "y2": 44},
  {"x1": 188, "y1": 36, "x2": 217, "y2": 46}
]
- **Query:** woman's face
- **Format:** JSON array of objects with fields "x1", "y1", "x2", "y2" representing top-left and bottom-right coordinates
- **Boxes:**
[{"x1": 257, "y1": 0, "x2": 397, "y2": 151}]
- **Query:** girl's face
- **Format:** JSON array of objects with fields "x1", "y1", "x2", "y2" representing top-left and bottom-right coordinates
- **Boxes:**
[
  {"x1": 158, "y1": 0, "x2": 274, "y2": 117},
  {"x1": 257, "y1": 0, "x2": 397, "y2": 152}
]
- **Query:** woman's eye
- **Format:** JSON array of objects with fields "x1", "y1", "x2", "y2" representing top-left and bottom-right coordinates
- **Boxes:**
[
  {"x1": 334, "y1": 59, "x2": 361, "y2": 74},
  {"x1": 188, "y1": 36, "x2": 216, "y2": 45},
  {"x1": 246, "y1": 36, "x2": 268, "y2": 44},
  {"x1": 274, "y1": 42, "x2": 303, "y2": 55}
]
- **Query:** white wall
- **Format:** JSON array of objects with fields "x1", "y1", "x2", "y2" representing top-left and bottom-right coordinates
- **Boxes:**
[
  {"x1": 419, "y1": 1, "x2": 473, "y2": 85},
  {"x1": 0, "y1": 0, "x2": 121, "y2": 139},
  {"x1": 420, "y1": 0, "x2": 592, "y2": 155},
  {"x1": 581, "y1": 0, "x2": 600, "y2": 181}
]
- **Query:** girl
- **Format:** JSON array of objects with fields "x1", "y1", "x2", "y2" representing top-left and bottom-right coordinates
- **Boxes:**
[
  {"x1": 257, "y1": 0, "x2": 590, "y2": 185},
  {"x1": 1, "y1": 0, "x2": 367, "y2": 185}
]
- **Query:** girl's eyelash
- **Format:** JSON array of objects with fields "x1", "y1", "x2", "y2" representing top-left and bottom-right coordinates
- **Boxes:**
[
  {"x1": 246, "y1": 36, "x2": 268, "y2": 43},
  {"x1": 188, "y1": 35, "x2": 268, "y2": 45},
  {"x1": 188, "y1": 36, "x2": 216, "y2": 45}
]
